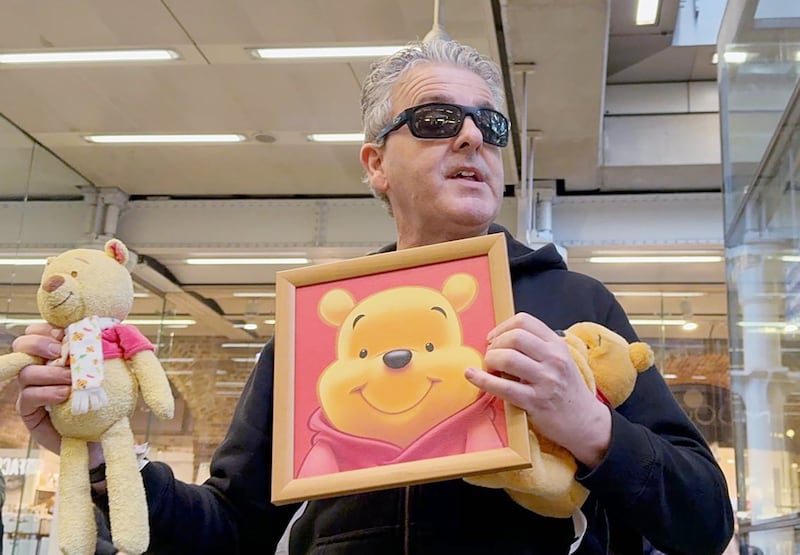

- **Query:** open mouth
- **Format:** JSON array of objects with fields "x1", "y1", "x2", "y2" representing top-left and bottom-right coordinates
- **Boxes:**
[
  {"x1": 351, "y1": 377, "x2": 441, "y2": 415},
  {"x1": 450, "y1": 169, "x2": 482, "y2": 182}
]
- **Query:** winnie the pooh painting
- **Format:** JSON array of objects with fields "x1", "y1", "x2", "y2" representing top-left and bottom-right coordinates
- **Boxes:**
[{"x1": 297, "y1": 272, "x2": 505, "y2": 478}]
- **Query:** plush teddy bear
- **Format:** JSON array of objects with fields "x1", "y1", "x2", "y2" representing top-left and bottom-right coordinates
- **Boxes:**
[
  {"x1": 465, "y1": 321, "x2": 654, "y2": 518},
  {"x1": 0, "y1": 239, "x2": 174, "y2": 555},
  {"x1": 297, "y1": 272, "x2": 505, "y2": 477}
]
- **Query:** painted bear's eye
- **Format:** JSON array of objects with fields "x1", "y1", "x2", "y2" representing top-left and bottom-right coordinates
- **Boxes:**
[
  {"x1": 425, "y1": 342, "x2": 434, "y2": 352},
  {"x1": 359, "y1": 349, "x2": 368, "y2": 359},
  {"x1": 70, "y1": 271, "x2": 78, "y2": 278}
]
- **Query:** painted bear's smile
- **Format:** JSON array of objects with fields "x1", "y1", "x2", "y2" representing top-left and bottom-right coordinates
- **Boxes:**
[{"x1": 351, "y1": 377, "x2": 441, "y2": 415}]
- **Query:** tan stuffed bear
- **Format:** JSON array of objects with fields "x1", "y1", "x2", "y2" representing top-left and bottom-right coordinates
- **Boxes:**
[
  {"x1": 297, "y1": 272, "x2": 505, "y2": 477},
  {"x1": 465, "y1": 321, "x2": 653, "y2": 518},
  {"x1": 0, "y1": 239, "x2": 174, "y2": 555}
]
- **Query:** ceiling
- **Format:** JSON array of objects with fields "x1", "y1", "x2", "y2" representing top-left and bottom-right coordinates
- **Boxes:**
[{"x1": 0, "y1": 0, "x2": 731, "y2": 344}]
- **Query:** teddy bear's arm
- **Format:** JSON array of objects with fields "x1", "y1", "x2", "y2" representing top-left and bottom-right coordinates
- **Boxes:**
[
  {"x1": 0, "y1": 352, "x2": 42, "y2": 383},
  {"x1": 128, "y1": 350, "x2": 175, "y2": 420}
]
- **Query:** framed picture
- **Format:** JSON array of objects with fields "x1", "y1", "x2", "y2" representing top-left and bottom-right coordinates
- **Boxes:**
[{"x1": 271, "y1": 232, "x2": 530, "y2": 504}]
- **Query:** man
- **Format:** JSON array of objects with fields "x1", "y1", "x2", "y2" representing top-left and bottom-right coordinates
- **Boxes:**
[{"x1": 13, "y1": 40, "x2": 733, "y2": 554}]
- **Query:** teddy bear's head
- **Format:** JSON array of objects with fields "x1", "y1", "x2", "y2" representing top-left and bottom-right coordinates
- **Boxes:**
[
  {"x1": 37, "y1": 239, "x2": 134, "y2": 328},
  {"x1": 564, "y1": 321, "x2": 654, "y2": 407},
  {"x1": 317, "y1": 273, "x2": 484, "y2": 447}
]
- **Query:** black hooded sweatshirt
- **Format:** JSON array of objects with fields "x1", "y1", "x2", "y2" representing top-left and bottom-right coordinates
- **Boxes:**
[{"x1": 128, "y1": 225, "x2": 733, "y2": 554}]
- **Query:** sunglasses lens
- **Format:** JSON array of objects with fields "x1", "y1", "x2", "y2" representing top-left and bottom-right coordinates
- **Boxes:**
[
  {"x1": 411, "y1": 105, "x2": 463, "y2": 139},
  {"x1": 475, "y1": 109, "x2": 509, "y2": 147}
]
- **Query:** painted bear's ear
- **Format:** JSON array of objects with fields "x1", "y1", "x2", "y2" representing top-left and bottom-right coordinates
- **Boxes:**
[
  {"x1": 104, "y1": 238, "x2": 129, "y2": 266},
  {"x1": 319, "y1": 288, "x2": 356, "y2": 327},
  {"x1": 442, "y1": 273, "x2": 478, "y2": 313}
]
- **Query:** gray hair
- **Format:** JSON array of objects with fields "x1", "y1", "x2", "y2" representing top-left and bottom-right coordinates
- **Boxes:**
[{"x1": 360, "y1": 40, "x2": 506, "y2": 210}]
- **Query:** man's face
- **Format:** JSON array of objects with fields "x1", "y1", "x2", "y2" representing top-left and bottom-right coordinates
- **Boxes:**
[{"x1": 362, "y1": 64, "x2": 505, "y2": 248}]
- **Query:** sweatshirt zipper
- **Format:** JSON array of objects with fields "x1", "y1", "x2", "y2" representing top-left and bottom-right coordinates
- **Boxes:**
[{"x1": 403, "y1": 485, "x2": 411, "y2": 555}]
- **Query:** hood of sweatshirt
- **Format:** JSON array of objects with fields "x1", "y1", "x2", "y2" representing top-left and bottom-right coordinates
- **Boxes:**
[{"x1": 374, "y1": 223, "x2": 567, "y2": 273}]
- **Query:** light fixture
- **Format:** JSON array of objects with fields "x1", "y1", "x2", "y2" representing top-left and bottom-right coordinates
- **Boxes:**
[
  {"x1": 711, "y1": 52, "x2": 748, "y2": 65},
  {"x1": 307, "y1": 133, "x2": 365, "y2": 143},
  {"x1": 787, "y1": 429, "x2": 796, "y2": 439},
  {"x1": 232, "y1": 292, "x2": 276, "y2": 298},
  {"x1": 263, "y1": 319, "x2": 276, "y2": 325},
  {"x1": 635, "y1": 0, "x2": 660, "y2": 25},
  {"x1": 782, "y1": 255, "x2": 800, "y2": 262},
  {"x1": 588, "y1": 255, "x2": 722, "y2": 264},
  {"x1": 215, "y1": 381, "x2": 246, "y2": 388},
  {"x1": 611, "y1": 291, "x2": 706, "y2": 297},
  {"x1": 221, "y1": 342, "x2": 266, "y2": 348},
  {"x1": 663, "y1": 373, "x2": 678, "y2": 379},
  {"x1": 0, "y1": 258, "x2": 47, "y2": 265},
  {"x1": 84, "y1": 134, "x2": 246, "y2": 144},
  {"x1": 249, "y1": 45, "x2": 404, "y2": 60},
  {"x1": 235, "y1": 323, "x2": 258, "y2": 331},
  {"x1": 185, "y1": 257, "x2": 309, "y2": 265},
  {"x1": 680, "y1": 300, "x2": 698, "y2": 331},
  {"x1": 629, "y1": 319, "x2": 687, "y2": 326},
  {"x1": 232, "y1": 357, "x2": 259, "y2": 363},
  {"x1": 0, "y1": 49, "x2": 179, "y2": 64}
]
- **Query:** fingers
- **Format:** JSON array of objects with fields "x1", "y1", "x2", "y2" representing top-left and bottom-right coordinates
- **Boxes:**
[
  {"x1": 25, "y1": 322, "x2": 64, "y2": 340},
  {"x1": 17, "y1": 365, "x2": 71, "y2": 416},
  {"x1": 487, "y1": 312, "x2": 560, "y2": 344},
  {"x1": 465, "y1": 367, "x2": 532, "y2": 409},
  {"x1": 12, "y1": 333, "x2": 63, "y2": 360}
]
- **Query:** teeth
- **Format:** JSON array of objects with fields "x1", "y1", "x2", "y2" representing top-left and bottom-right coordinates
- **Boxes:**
[{"x1": 456, "y1": 171, "x2": 476, "y2": 178}]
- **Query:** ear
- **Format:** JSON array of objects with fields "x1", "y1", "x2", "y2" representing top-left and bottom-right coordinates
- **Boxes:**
[
  {"x1": 319, "y1": 289, "x2": 356, "y2": 327},
  {"x1": 360, "y1": 142, "x2": 388, "y2": 195},
  {"x1": 104, "y1": 239, "x2": 129, "y2": 266},
  {"x1": 442, "y1": 273, "x2": 478, "y2": 313},
  {"x1": 629, "y1": 342, "x2": 654, "y2": 372}
]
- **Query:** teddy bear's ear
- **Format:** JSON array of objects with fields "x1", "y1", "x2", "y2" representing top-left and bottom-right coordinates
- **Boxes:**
[
  {"x1": 629, "y1": 342, "x2": 654, "y2": 372},
  {"x1": 104, "y1": 238, "x2": 129, "y2": 266},
  {"x1": 442, "y1": 273, "x2": 478, "y2": 313},
  {"x1": 45, "y1": 256, "x2": 54, "y2": 266},
  {"x1": 319, "y1": 288, "x2": 356, "y2": 327}
]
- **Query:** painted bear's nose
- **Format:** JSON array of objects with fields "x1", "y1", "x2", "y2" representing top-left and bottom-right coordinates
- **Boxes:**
[
  {"x1": 43, "y1": 275, "x2": 64, "y2": 293},
  {"x1": 383, "y1": 349, "x2": 412, "y2": 370}
]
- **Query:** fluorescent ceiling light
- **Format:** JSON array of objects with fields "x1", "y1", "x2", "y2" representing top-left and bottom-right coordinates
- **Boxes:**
[
  {"x1": 186, "y1": 257, "x2": 309, "y2": 265},
  {"x1": 635, "y1": 0, "x2": 660, "y2": 25},
  {"x1": 263, "y1": 319, "x2": 276, "y2": 325},
  {"x1": 215, "y1": 381, "x2": 246, "y2": 388},
  {"x1": 221, "y1": 342, "x2": 265, "y2": 348},
  {"x1": 711, "y1": 52, "x2": 748, "y2": 65},
  {"x1": 234, "y1": 323, "x2": 259, "y2": 331},
  {"x1": 232, "y1": 292, "x2": 276, "y2": 298},
  {"x1": 84, "y1": 134, "x2": 246, "y2": 144},
  {"x1": 682, "y1": 322, "x2": 699, "y2": 331},
  {"x1": 307, "y1": 133, "x2": 365, "y2": 143},
  {"x1": 0, "y1": 258, "x2": 47, "y2": 265},
  {"x1": 782, "y1": 255, "x2": 800, "y2": 262},
  {"x1": 629, "y1": 319, "x2": 687, "y2": 326},
  {"x1": 663, "y1": 373, "x2": 678, "y2": 379},
  {"x1": 611, "y1": 291, "x2": 706, "y2": 297},
  {"x1": 0, "y1": 49, "x2": 179, "y2": 64},
  {"x1": 232, "y1": 357, "x2": 259, "y2": 363},
  {"x1": 251, "y1": 45, "x2": 404, "y2": 60},
  {"x1": 589, "y1": 255, "x2": 722, "y2": 264},
  {"x1": 126, "y1": 318, "x2": 196, "y2": 326}
]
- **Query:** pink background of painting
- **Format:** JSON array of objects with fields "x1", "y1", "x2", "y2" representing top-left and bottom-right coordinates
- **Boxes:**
[{"x1": 292, "y1": 255, "x2": 508, "y2": 475}]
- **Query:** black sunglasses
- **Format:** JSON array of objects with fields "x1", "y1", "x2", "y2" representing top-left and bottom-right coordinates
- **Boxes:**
[{"x1": 375, "y1": 102, "x2": 510, "y2": 147}]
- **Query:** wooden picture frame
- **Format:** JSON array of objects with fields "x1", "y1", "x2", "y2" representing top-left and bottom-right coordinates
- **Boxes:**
[{"x1": 271, "y1": 232, "x2": 530, "y2": 504}]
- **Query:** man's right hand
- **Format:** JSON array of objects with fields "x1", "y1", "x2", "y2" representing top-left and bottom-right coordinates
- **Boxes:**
[{"x1": 12, "y1": 323, "x2": 70, "y2": 455}]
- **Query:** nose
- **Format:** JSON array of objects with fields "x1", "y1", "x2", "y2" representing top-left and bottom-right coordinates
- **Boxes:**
[
  {"x1": 383, "y1": 349, "x2": 412, "y2": 370},
  {"x1": 42, "y1": 275, "x2": 64, "y2": 293},
  {"x1": 453, "y1": 114, "x2": 484, "y2": 151}
]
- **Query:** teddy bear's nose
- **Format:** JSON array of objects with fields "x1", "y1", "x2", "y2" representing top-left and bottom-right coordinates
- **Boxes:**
[
  {"x1": 383, "y1": 349, "x2": 412, "y2": 370},
  {"x1": 42, "y1": 275, "x2": 65, "y2": 293}
]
